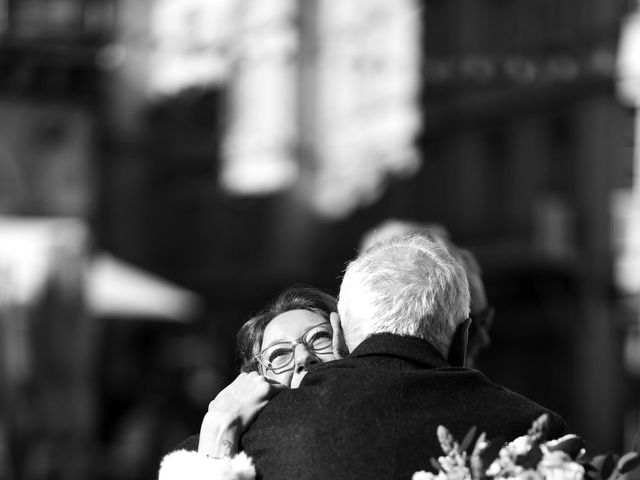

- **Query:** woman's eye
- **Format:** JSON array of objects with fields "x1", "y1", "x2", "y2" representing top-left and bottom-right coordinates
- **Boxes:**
[
  {"x1": 309, "y1": 331, "x2": 332, "y2": 347},
  {"x1": 310, "y1": 331, "x2": 331, "y2": 341},
  {"x1": 268, "y1": 348, "x2": 292, "y2": 364}
]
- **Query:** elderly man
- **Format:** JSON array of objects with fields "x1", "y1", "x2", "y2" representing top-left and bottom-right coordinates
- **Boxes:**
[
  {"x1": 237, "y1": 232, "x2": 567, "y2": 479},
  {"x1": 359, "y1": 219, "x2": 494, "y2": 367}
]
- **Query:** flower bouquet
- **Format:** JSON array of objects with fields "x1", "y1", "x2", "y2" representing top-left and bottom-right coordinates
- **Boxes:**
[{"x1": 413, "y1": 415, "x2": 640, "y2": 480}]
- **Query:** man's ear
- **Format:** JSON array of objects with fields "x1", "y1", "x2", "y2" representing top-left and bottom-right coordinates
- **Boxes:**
[
  {"x1": 448, "y1": 317, "x2": 471, "y2": 367},
  {"x1": 330, "y1": 312, "x2": 349, "y2": 359}
]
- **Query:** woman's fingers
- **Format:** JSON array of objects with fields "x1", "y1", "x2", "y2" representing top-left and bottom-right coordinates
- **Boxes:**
[
  {"x1": 262, "y1": 376, "x2": 288, "y2": 389},
  {"x1": 206, "y1": 372, "x2": 287, "y2": 428}
]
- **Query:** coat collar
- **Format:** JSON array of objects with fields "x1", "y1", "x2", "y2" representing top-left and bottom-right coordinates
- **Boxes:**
[{"x1": 348, "y1": 333, "x2": 451, "y2": 368}]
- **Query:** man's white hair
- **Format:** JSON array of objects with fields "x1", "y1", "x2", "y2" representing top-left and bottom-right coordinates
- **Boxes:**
[{"x1": 337, "y1": 232, "x2": 470, "y2": 357}]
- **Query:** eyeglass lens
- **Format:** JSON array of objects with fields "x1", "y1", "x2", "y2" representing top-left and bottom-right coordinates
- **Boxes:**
[{"x1": 260, "y1": 323, "x2": 333, "y2": 372}]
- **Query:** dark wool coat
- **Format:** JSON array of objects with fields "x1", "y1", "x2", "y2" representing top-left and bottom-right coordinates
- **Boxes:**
[{"x1": 181, "y1": 333, "x2": 568, "y2": 480}]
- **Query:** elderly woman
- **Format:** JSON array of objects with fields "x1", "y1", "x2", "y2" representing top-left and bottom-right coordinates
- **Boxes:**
[
  {"x1": 236, "y1": 285, "x2": 341, "y2": 387},
  {"x1": 159, "y1": 286, "x2": 343, "y2": 480}
]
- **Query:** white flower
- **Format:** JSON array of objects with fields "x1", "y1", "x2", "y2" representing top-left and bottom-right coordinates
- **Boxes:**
[
  {"x1": 542, "y1": 435, "x2": 585, "y2": 460},
  {"x1": 412, "y1": 471, "x2": 438, "y2": 480},
  {"x1": 438, "y1": 452, "x2": 468, "y2": 472},
  {"x1": 541, "y1": 451, "x2": 574, "y2": 472},
  {"x1": 514, "y1": 469, "x2": 544, "y2": 480},
  {"x1": 510, "y1": 436, "x2": 533, "y2": 455},
  {"x1": 485, "y1": 432, "x2": 542, "y2": 479},
  {"x1": 538, "y1": 452, "x2": 584, "y2": 480},
  {"x1": 485, "y1": 459, "x2": 503, "y2": 477},
  {"x1": 446, "y1": 466, "x2": 472, "y2": 480},
  {"x1": 412, "y1": 471, "x2": 450, "y2": 480}
]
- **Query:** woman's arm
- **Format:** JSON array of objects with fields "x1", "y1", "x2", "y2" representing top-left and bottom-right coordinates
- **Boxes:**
[
  {"x1": 158, "y1": 372, "x2": 284, "y2": 480},
  {"x1": 198, "y1": 372, "x2": 285, "y2": 458}
]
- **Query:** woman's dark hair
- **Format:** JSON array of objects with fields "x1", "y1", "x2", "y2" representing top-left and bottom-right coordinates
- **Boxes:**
[{"x1": 237, "y1": 285, "x2": 338, "y2": 373}]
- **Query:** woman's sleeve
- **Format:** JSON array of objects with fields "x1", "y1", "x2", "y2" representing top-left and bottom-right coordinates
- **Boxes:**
[{"x1": 158, "y1": 449, "x2": 256, "y2": 480}]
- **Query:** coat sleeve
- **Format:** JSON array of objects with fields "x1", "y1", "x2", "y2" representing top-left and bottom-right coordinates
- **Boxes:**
[{"x1": 158, "y1": 450, "x2": 256, "y2": 480}]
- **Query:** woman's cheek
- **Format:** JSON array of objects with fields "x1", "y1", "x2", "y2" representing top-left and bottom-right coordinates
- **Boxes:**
[
  {"x1": 267, "y1": 370, "x2": 293, "y2": 388},
  {"x1": 320, "y1": 352, "x2": 337, "y2": 363}
]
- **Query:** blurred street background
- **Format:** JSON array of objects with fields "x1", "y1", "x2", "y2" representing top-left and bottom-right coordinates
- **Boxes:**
[{"x1": 1, "y1": 0, "x2": 640, "y2": 478}]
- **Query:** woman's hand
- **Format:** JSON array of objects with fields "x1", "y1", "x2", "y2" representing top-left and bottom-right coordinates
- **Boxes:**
[{"x1": 198, "y1": 372, "x2": 285, "y2": 458}]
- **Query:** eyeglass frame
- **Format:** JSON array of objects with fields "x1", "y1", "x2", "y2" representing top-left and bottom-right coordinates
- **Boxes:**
[{"x1": 255, "y1": 321, "x2": 334, "y2": 374}]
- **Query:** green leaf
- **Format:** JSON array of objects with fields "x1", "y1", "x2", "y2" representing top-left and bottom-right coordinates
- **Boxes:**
[
  {"x1": 430, "y1": 457, "x2": 442, "y2": 472},
  {"x1": 471, "y1": 432, "x2": 487, "y2": 458},
  {"x1": 582, "y1": 463, "x2": 598, "y2": 473},
  {"x1": 461, "y1": 426, "x2": 478, "y2": 453},
  {"x1": 589, "y1": 454, "x2": 607, "y2": 478},
  {"x1": 632, "y1": 430, "x2": 640, "y2": 454},
  {"x1": 470, "y1": 432, "x2": 488, "y2": 480},
  {"x1": 437, "y1": 425, "x2": 456, "y2": 454},
  {"x1": 546, "y1": 435, "x2": 585, "y2": 460},
  {"x1": 527, "y1": 414, "x2": 550, "y2": 443},
  {"x1": 618, "y1": 451, "x2": 640, "y2": 474},
  {"x1": 597, "y1": 453, "x2": 616, "y2": 479},
  {"x1": 583, "y1": 470, "x2": 600, "y2": 480}
]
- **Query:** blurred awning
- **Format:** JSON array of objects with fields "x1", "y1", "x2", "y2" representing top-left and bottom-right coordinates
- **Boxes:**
[
  {"x1": 87, "y1": 252, "x2": 202, "y2": 322},
  {"x1": 0, "y1": 215, "x2": 201, "y2": 322},
  {"x1": 618, "y1": 7, "x2": 640, "y2": 107}
]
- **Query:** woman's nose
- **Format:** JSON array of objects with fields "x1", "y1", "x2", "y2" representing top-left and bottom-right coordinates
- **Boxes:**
[{"x1": 293, "y1": 344, "x2": 319, "y2": 373}]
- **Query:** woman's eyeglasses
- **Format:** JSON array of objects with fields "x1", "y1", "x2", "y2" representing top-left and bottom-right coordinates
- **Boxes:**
[{"x1": 256, "y1": 322, "x2": 333, "y2": 373}]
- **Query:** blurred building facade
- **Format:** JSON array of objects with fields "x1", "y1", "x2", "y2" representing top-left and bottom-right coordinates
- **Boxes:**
[{"x1": 0, "y1": 0, "x2": 635, "y2": 479}]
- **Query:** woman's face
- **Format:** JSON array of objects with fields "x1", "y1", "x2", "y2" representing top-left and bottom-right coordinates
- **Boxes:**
[{"x1": 259, "y1": 309, "x2": 336, "y2": 388}]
